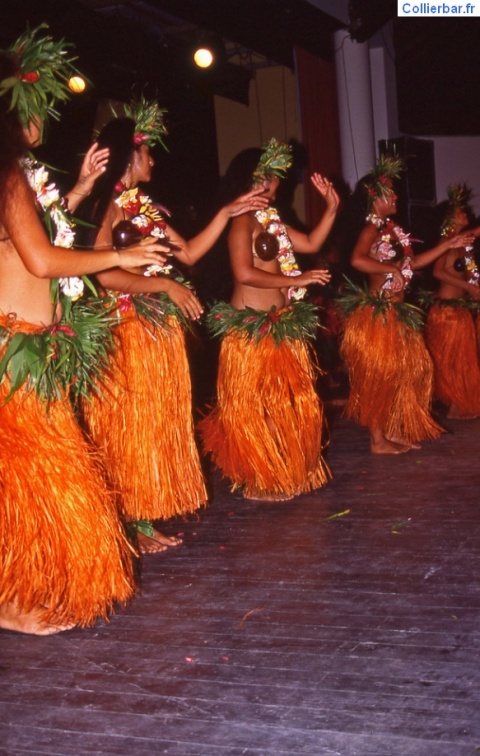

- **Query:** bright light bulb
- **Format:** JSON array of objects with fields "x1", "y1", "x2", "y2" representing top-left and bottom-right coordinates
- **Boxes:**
[
  {"x1": 194, "y1": 47, "x2": 214, "y2": 68},
  {"x1": 68, "y1": 75, "x2": 86, "y2": 93}
]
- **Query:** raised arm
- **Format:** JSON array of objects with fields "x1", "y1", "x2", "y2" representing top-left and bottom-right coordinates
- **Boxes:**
[
  {"x1": 65, "y1": 142, "x2": 110, "y2": 213},
  {"x1": 287, "y1": 174, "x2": 339, "y2": 254}
]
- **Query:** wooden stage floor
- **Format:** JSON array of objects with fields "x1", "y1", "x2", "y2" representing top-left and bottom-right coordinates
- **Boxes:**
[{"x1": 1, "y1": 408, "x2": 480, "y2": 755}]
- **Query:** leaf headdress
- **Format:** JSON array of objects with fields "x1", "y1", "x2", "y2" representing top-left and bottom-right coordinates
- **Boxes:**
[
  {"x1": 253, "y1": 137, "x2": 292, "y2": 185},
  {"x1": 364, "y1": 152, "x2": 404, "y2": 207},
  {"x1": 440, "y1": 182, "x2": 472, "y2": 237},
  {"x1": 0, "y1": 24, "x2": 80, "y2": 131},
  {"x1": 124, "y1": 95, "x2": 168, "y2": 150}
]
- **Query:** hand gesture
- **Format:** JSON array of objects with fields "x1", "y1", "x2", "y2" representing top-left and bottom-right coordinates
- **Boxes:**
[
  {"x1": 224, "y1": 186, "x2": 269, "y2": 218},
  {"x1": 450, "y1": 232, "x2": 475, "y2": 249},
  {"x1": 117, "y1": 238, "x2": 170, "y2": 270},
  {"x1": 74, "y1": 142, "x2": 110, "y2": 197},
  {"x1": 295, "y1": 267, "x2": 332, "y2": 287},
  {"x1": 310, "y1": 173, "x2": 339, "y2": 212}
]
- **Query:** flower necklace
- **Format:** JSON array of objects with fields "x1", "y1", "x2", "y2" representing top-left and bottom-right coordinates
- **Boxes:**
[
  {"x1": 460, "y1": 247, "x2": 480, "y2": 286},
  {"x1": 21, "y1": 157, "x2": 84, "y2": 300},
  {"x1": 366, "y1": 213, "x2": 414, "y2": 292},
  {"x1": 115, "y1": 187, "x2": 175, "y2": 277},
  {"x1": 254, "y1": 206, "x2": 306, "y2": 301},
  {"x1": 442, "y1": 230, "x2": 480, "y2": 286}
]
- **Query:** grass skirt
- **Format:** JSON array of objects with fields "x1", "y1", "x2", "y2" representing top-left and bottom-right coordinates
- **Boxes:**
[
  {"x1": 341, "y1": 306, "x2": 443, "y2": 443},
  {"x1": 425, "y1": 302, "x2": 480, "y2": 416},
  {"x1": 199, "y1": 330, "x2": 330, "y2": 499},
  {"x1": 82, "y1": 305, "x2": 207, "y2": 521},
  {"x1": 0, "y1": 318, "x2": 134, "y2": 627}
]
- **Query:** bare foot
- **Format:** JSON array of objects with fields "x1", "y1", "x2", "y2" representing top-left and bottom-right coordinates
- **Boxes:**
[
  {"x1": 371, "y1": 438, "x2": 411, "y2": 455},
  {"x1": 243, "y1": 491, "x2": 295, "y2": 502},
  {"x1": 386, "y1": 436, "x2": 422, "y2": 449},
  {"x1": 136, "y1": 528, "x2": 182, "y2": 555},
  {"x1": 447, "y1": 403, "x2": 477, "y2": 420},
  {"x1": 0, "y1": 602, "x2": 76, "y2": 636}
]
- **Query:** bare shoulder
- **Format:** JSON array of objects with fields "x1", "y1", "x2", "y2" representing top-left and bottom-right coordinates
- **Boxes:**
[{"x1": 353, "y1": 222, "x2": 379, "y2": 256}]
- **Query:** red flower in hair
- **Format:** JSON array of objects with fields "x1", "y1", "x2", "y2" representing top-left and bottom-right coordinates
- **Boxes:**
[{"x1": 20, "y1": 71, "x2": 40, "y2": 82}]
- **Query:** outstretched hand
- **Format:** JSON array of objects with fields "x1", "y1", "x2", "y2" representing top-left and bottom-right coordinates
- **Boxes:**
[
  {"x1": 450, "y1": 232, "x2": 475, "y2": 249},
  {"x1": 295, "y1": 267, "x2": 332, "y2": 287},
  {"x1": 117, "y1": 238, "x2": 170, "y2": 270},
  {"x1": 224, "y1": 186, "x2": 269, "y2": 218},
  {"x1": 310, "y1": 173, "x2": 339, "y2": 211}
]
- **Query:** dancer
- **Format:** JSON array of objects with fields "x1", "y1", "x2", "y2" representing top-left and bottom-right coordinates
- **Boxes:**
[
  {"x1": 200, "y1": 139, "x2": 337, "y2": 500},
  {"x1": 78, "y1": 103, "x2": 268, "y2": 553},
  {"x1": 339, "y1": 155, "x2": 474, "y2": 454},
  {"x1": 0, "y1": 27, "x2": 167, "y2": 635},
  {"x1": 424, "y1": 184, "x2": 480, "y2": 418}
]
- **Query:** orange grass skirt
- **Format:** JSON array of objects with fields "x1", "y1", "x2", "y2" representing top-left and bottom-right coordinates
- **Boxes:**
[
  {"x1": 199, "y1": 330, "x2": 330, "y2": 499},
  {"x1": 82, "y1": 305, "x2": 207, "y2": 521},
  {"x1": 340, "y1": 306, "x2": 443, "y2": 443},
  {"x1": 0, "y1": 317, "x2": 134, "y2": 626},
  {"x1": 425, "y1": 303, "x2": 480, "y2": 416}
]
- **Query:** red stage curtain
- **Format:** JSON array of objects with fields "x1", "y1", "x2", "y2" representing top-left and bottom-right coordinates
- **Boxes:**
[{"x1": 294, "y1": 45, "x2": 342, "y2": 228}]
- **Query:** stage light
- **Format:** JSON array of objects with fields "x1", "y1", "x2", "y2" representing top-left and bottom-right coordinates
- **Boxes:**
[
  {"x1": 194, "y1": 46, "x2": 214, "y2": 68},
  {"x1": 68, "y1": 75, "x2": 86, "y2": 93}
]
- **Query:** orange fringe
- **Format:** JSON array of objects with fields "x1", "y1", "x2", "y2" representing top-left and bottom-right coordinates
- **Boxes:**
[
  {"x1": 425, "y1": 303, "x2": 480, "y2": 416},
  {"x1": 341, "y1": 307, "x2": 443, "y2": 443},
  {"x1": 81, "y1": 305, "x2": 207, "y2": 521},
  {"x1": 199, "y1": 330, "x2": 330, "y2": 498},
  {"x1": 0, "y1": 317, "x2": 134, "y2": 627}
]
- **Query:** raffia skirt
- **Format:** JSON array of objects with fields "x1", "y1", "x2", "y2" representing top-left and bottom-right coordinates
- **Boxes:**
[
  {"x1": 425, "y1": 302, "x2": 480, "y2": 416},
  {"x1": 81, "y1": 304, "x2": 207, "y2": 522},
  {"x1": 0, "y1": 317, "x2": 134, "y2": 626},
  {"x1": 200, "y1": 329, "x2": 330, "y2": 499},
  {"x1": 340, "y1": 306, "x2": 443, "y2": 443}
]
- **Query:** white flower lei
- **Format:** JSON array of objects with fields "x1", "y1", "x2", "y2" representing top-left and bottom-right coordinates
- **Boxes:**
[
  {"x1": 461, "y1": 246, "x2": 479, "y2": 286},
  {"x1": 367, "y1": 213, "x2": 414, "y2": 292},
  {"x1": 21, "y1": 157, "x2": 84, "y2": 300},
  {"x1": 254, "y1": 206, "x2": 306, "y2": 301}
]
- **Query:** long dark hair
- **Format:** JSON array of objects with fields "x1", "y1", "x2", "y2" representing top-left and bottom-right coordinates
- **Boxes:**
[
  {"x1": 0, "y1": 51, "x2": 29, "y2": 193},
  {"x1": 76, "y1": 117, "x2": 137, "y2": 247},
  {"x1": 215, "y1": 148, "x2": 261, "y2": 209}
]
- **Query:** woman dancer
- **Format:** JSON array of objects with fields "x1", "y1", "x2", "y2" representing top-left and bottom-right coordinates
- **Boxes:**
[
  {"x1": 79, "y1": 103, "x2": 268, "y2": 553},
  {"x1": 0, "y1": 27, "x2": 167, "y2": 635}
]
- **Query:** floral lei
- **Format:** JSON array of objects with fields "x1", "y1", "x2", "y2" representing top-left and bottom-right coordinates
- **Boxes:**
[
  {"x1": 460, "y1": 247, "x2": 480, "y2": 286},
  {"x1": 21, "y1": 156, "x2": 84, "y2": 300},
  {"x1": 115, "y1": 187, "x2": 177, "y2": 278},
  {"x1": 366, "y1": 213, "x2": 414, "y2": 292},
  {"x1": 254, "y1": 206, "x2": 306, "y2": 301}
]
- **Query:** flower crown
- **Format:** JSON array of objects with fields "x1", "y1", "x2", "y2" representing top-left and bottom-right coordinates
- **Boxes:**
[
  {"x1": 124, "y1": 95, "x2": 168, "y2": 150},
  {"x1": 253, "y1": 137, "x2": 293, "y2": 185},
  {"x1": 364, "y1": 152, "x2": 404, "y2": 207},
  {"x1": 0, "y1": 23, "x2": 80, "y2": 129},
  {"x1": 440, "y1": 182, "x2": 472, "y2": 237}
]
